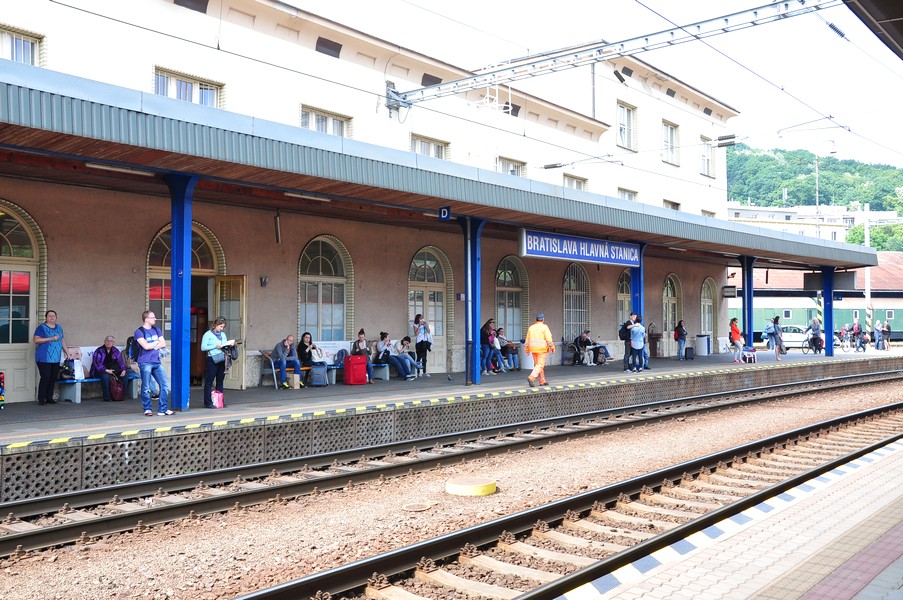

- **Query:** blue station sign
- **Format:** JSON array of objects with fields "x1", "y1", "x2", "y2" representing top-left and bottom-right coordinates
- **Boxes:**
[{"x1": 519, "y1": 229, "x2": 640, "y2": 267}]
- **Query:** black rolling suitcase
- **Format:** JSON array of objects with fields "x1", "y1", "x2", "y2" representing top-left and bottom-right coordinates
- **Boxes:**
[
  {"x1": 310, "y1": 363, "x2": 329, "y2": 386},
  {"x1": 685, "y1": 347, "x2": 695, "y2": 360}
]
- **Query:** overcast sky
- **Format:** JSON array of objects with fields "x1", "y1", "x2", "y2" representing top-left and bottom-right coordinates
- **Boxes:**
[{"x1": 294, "y1": 0, "x2": 903, "y2": 168}]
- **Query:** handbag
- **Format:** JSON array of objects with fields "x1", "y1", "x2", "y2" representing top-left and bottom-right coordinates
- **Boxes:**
[
  {"x1": 378, "y1": 349, "x2": 391, "y2": 362},
  {"x1": 225, "y1": 345, "x2": 238, "y2": 360},
  {"x1": 110, "y1": 377, "x2": 125, "y2": 402},
  {"x1": 211, "y1": 390, "x2": 224, "y2": 408},
  {"x1": 211, "y1": 351, "x2": 225, "y2": 364}
]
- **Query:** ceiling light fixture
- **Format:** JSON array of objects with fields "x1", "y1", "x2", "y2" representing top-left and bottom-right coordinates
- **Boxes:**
[
  {"x1": 85, "y1": 162, "x2": 155, "y2": 176},
  {"x1": 285, "y1": 192, "x2": 332, "y2": 203}
]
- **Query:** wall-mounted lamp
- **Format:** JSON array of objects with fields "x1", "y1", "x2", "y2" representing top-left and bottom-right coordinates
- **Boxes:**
[
  {"x1": 259, "y1": 276, "x2": 269, "y2": 288},
  {"x1": 274, "y1": 209, "x2": 282, "y2": 245},
  {"x1": 613, "y1": 70, "x2": 626, "y2": 84},
  {"x1": 602, "y1": 295, "x2": 607, "y2": 302}
]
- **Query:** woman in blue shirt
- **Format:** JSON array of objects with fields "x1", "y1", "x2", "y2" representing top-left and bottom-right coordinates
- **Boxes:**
[
  {"x1": 32, "y1": 309, "x2": 67, "y2": 405},
  {"x1": 200, "y1": 317, "x2": 231, "y2": 408}
]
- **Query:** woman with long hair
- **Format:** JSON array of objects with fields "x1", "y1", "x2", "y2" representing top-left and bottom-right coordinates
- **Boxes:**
[
  {"x1": 412, "y1": 314, "x2": 431, "y2": 377},
  {"x1": 200, "y1": 316, "x2": 230, "y2": 408}
]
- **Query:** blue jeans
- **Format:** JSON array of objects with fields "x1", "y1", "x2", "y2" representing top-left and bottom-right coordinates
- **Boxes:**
[
  {"x1": 678, "y1": 338, "x2": 686, "y2": 359},
  {"x1": 277, "y1": 358, "x2": 301, "y2": 384},
  {"x1": 386, "y1": 355, "x2": 411, "y2": 378},
  {"x1": 504, "y1": 351, "x2": 519, "y2": 369},
  {"x1": 481, "y1": 343, "x2": 492, "y2": 372},
  {"x1": 632, "y1": 347, "x2": 644, "y2": 371},
  {"x1": 395, "y1": 353, "x2": 417, "y2": 375},
  {"x1": 140, "y1": 362, "x2": 170, "y2": 413}
]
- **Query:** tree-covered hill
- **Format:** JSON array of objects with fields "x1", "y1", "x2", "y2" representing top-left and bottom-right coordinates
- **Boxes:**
[{"x1": 726, "y1": 144, "x2": 903, "y2": 214}]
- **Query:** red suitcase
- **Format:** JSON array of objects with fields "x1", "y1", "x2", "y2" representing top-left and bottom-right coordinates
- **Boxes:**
[{"x1": 343, "y1": 354, "x2": 368, "y2": 385}]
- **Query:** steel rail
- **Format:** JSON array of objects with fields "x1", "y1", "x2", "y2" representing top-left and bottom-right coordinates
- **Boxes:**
[{"x1": 233, "y1": 403, "x2": 902, "y2": 600}]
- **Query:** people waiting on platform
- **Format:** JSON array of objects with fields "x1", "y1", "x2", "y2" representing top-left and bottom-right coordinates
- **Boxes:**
[
  {"x1": 273, "y1": 333, "x2": 302, "y2": 389},
  {"x1": 496, "y1": 327, "x2": 520, "y2": 371},
  {"x1": 391, "y1": 334, "x2": 420, "y2": 377},
  {"x1": 33, "y1": 309, "x2": 66, "y2": 406},
  {"x1": 378, "y1": 331, "x2": 415, "y2": 380},
  {"x1": 90, "y1": 335, "x2": 126, "y2": 402},
  {"x1": 412, "y1": 314, "x2": 431, "y2": 378},
  {"x1": 883, "y1": 321, "x2": 892, "y2": 350},
  {"x1": 629, "y1": 315, "x2": 646, "y2": 373},
  {"x1": 804, "y1": 318, "x2": 824, "y2": 354},
  {"x1": 674, "y1": 320, "x2": 688, "y2": 360},
  {"x1": 350, "y1": 328, "x2": 375, "y2": 384},
  {"x1": 729, "y1": 317, "x2": 743, "y2": 363},
  {"x1": 874, "y1": 320, "x2": 883, "y2": 351},
  {"x1": 573, "y1": 330, "x2": 601, "y2": 366},
  {"x1": 769, "y1": 316, "x2": 784, "y2": 361},
  {"x1": 201, "y1": 317, "x2": 232, "y2": 407}
]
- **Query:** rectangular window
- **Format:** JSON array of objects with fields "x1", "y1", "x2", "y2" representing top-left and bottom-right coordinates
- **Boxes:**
[
  {"x1": 617, "y1": 103, "x2": 636, "y2": 150},
  {"x1": 663, "y1": 200, "x2": 680, "y2": 211},
  {"x1": 411, "y1": 135, "x2": 447, "y2": 159},
  {"x1": 564, "y1": 175, "x2": 586, "y2": 190},
  {"x1": 618, "y1": 188, "x2": 637, "y2": 202},
  {"x1": 300, "y1": 107, "x2": 349, "y2": 137},
  {"x1": 662, "y1": 121, "x2": 679, "y2": 165},
  {"x1": 853, "y1": 310, "x2": 860, "y2": 320},
  {"x1": 498, "y1": 157, "x2": 526, "y2": 177},
  {"x1": 783, "y1": 310, "x2": 792, "y2": 320},
  {"x1": 702, "y1": 210, "x2": 715, "y2": 218},
  {"x1": 886, "y1": 310, "x2": 895, "y2": 321},
  {"x1": 700, "y1": 137, "x2": 713, "y2": 176},
  {"x1": 1, "y1": 29, "x2": 40, "y2": 65},
  {"x1": 154, "y1": 69, "x2": 222, "y2": 107}
]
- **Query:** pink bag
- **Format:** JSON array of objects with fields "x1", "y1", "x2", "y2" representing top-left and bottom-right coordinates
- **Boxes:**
[{"x1": 211, "y1": 390, "x2": 224, "y2": 409}]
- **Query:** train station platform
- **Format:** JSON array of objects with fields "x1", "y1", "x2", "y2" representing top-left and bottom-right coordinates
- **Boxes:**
[
  {"x1": 562, "y1": 438, "x2": 903, "y2": 600},
  {"x1": 1, "y1": 347, "x2": 899, "y2": 449}
]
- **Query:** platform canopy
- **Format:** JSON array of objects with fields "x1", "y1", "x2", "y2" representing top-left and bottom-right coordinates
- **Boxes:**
[{"x1": 0, "y1": 62, "x2": 877, "y2": 272}]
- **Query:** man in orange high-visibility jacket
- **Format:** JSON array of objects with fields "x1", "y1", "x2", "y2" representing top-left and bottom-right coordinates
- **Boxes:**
[{"x1": 524, "y1": 313, "x2": 555, "y2": 387}]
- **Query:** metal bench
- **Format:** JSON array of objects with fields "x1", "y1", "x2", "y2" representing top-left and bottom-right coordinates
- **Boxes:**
[{"x1": 259, "y1": 350, "x2": 312, "y2": 389}]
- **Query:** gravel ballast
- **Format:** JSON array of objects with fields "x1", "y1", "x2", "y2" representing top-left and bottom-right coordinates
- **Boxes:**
[{"x1": 0, "y1": 389, "x2": 897, "y2": 599}]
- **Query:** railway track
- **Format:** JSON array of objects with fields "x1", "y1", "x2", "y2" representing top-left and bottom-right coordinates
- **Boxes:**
[
  {"x1": 0, "y1": 373, "x2": 899, "y2": 561},
  {"x1": 235, "y1": 404, "x2": 903, "y2": 600}
]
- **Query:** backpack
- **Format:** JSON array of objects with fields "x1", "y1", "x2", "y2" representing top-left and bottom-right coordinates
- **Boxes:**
[
  {"x1": 125, "y1": 335, "x2": 140, "y2": 362},
  {"x1": 764, "y1": 322, "x2": 774, "y2": 335},
  {"x1": 618, "y1": 322, "x2": 630, "y2": 341},
  {"x1": 334, "y1": 348, "x2": 348, "y2": 366},
  {"x1": 852, "y1": 323, "x2": 861, "y2": 335},
  {"x1": 673, "y1": 328, "x2": 679, "y2": 341}
]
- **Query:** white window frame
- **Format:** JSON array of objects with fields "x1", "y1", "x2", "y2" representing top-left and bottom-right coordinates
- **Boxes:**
[
  {"x1": 564, "y1": 175, "x2": 587, "y2": 191},
  {"x1": 300, "y1": 106, "x2": 350, "y2": 137},
  {"x1": 700, "y1": 137, "x2": 713, "y2": 177},
  {"x1": 783, "y1": 309, "x2": 792, "y2": 320},
  {"x1": 498, "y1": 157, "x2": 526, "y2": 177},
  {"x1": 886, "y1": 310, "x2": 895, "y2": 321},
  {"x1": 662, "y1": 121, "x2": 679, "y2": 165},
  {"x1": 618, "y1": 188, "x2": 637, "y2": 202},
  {"x1": 1, "y1": 28, "x2": 40, "y2": 65},
  {"x1": 155, "y1": 69, "x2": 221, "y2": 107},
  {"x1": 617, "y1": 103, "x2": 636, "y2": 150},
  {"x1": 411, "y1": 135, "x2": 447, "y2": 159},
  {"x1": 663, "y1": 200, "x2": 681, "y2": 211}
]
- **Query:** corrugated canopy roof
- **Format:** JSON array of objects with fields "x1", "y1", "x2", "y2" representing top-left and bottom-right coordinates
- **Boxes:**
[{"x1": 0, "y1": 62, "x2": 878, "y2": 271}]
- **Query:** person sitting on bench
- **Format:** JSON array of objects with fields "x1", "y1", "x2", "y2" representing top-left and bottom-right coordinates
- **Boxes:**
[
  {"x1": 273, "y1": 333, "x2": 303, "y2": 389},
  {"x1": 573, "y1": 330, "x2": 600, "y2": 365},
  {"x1": 90, "y1": 335, "x2": 127, "y2": 402}
]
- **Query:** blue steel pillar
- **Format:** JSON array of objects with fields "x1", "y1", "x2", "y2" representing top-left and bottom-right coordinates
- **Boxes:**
[
  {"x1": 740, "y1": 256, "x2": 757, "y2": 343},
  {"x1": 822, "y1": 266, "x2": 835, "y2": 357},
  {"x1": 165, "y1": 174, "x2": 197, "y2": 412},
  {"x1": 630, "y1": 243, "x2": 647, "y2": 315},
  {"x1": 460, "y1": 217, "x2": 486, "y2": 385}
]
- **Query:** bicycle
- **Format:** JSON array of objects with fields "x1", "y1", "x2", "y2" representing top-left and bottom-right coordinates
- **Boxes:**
[{"x1": 838, "y1": 332, "x2": 851, "y2": 353}]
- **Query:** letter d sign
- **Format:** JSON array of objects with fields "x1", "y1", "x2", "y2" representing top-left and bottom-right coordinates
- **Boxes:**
[{"x1": 439, "y1": 206, "x2": 451, "y2": 221}]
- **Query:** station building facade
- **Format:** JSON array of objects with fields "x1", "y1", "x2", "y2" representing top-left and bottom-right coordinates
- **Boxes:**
[{"x1": 0, "y1": 0, "x2": 876, "y2": 404}]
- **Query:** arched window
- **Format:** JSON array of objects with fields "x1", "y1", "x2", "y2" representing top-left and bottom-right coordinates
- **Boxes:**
[
  {"x1": 408, "y1": 249, "x2": 445, "y2": 337},
  {"x1": 0, "y1": 210, "x2": 36, "y2": 344},
  {"x1": 147, "y1": 226, "x2": 219, "y2": 335},
  {"x1": 562, "y1": 263, "x2": 590, "y2": 342},
  {"x1": 700, "y1": 278, "x2": 715, "y2": 336},
  {"x1": 663, "y1": 275, "x2": 680, "y2": 339},
  {"x1": 617, "y1": 270, "x2": 631, "y2": 324},
  {"x1": 299, "y1": 237, "x2": 348, "y2": 341},
  {"x1": 495, "y1": 257, "x2": 525, "y2": 341}
]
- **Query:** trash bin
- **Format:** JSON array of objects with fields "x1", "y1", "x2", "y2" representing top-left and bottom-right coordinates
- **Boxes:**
[
  {"x1": 695, "y1": 334, "x2": 711, "y2": 356},
  {"x1": 649, "y1": 333, "x2": 662, "y2": 358},
  {"x1": 518, "y1": 343, "x2": 534, "y2": 370}
]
